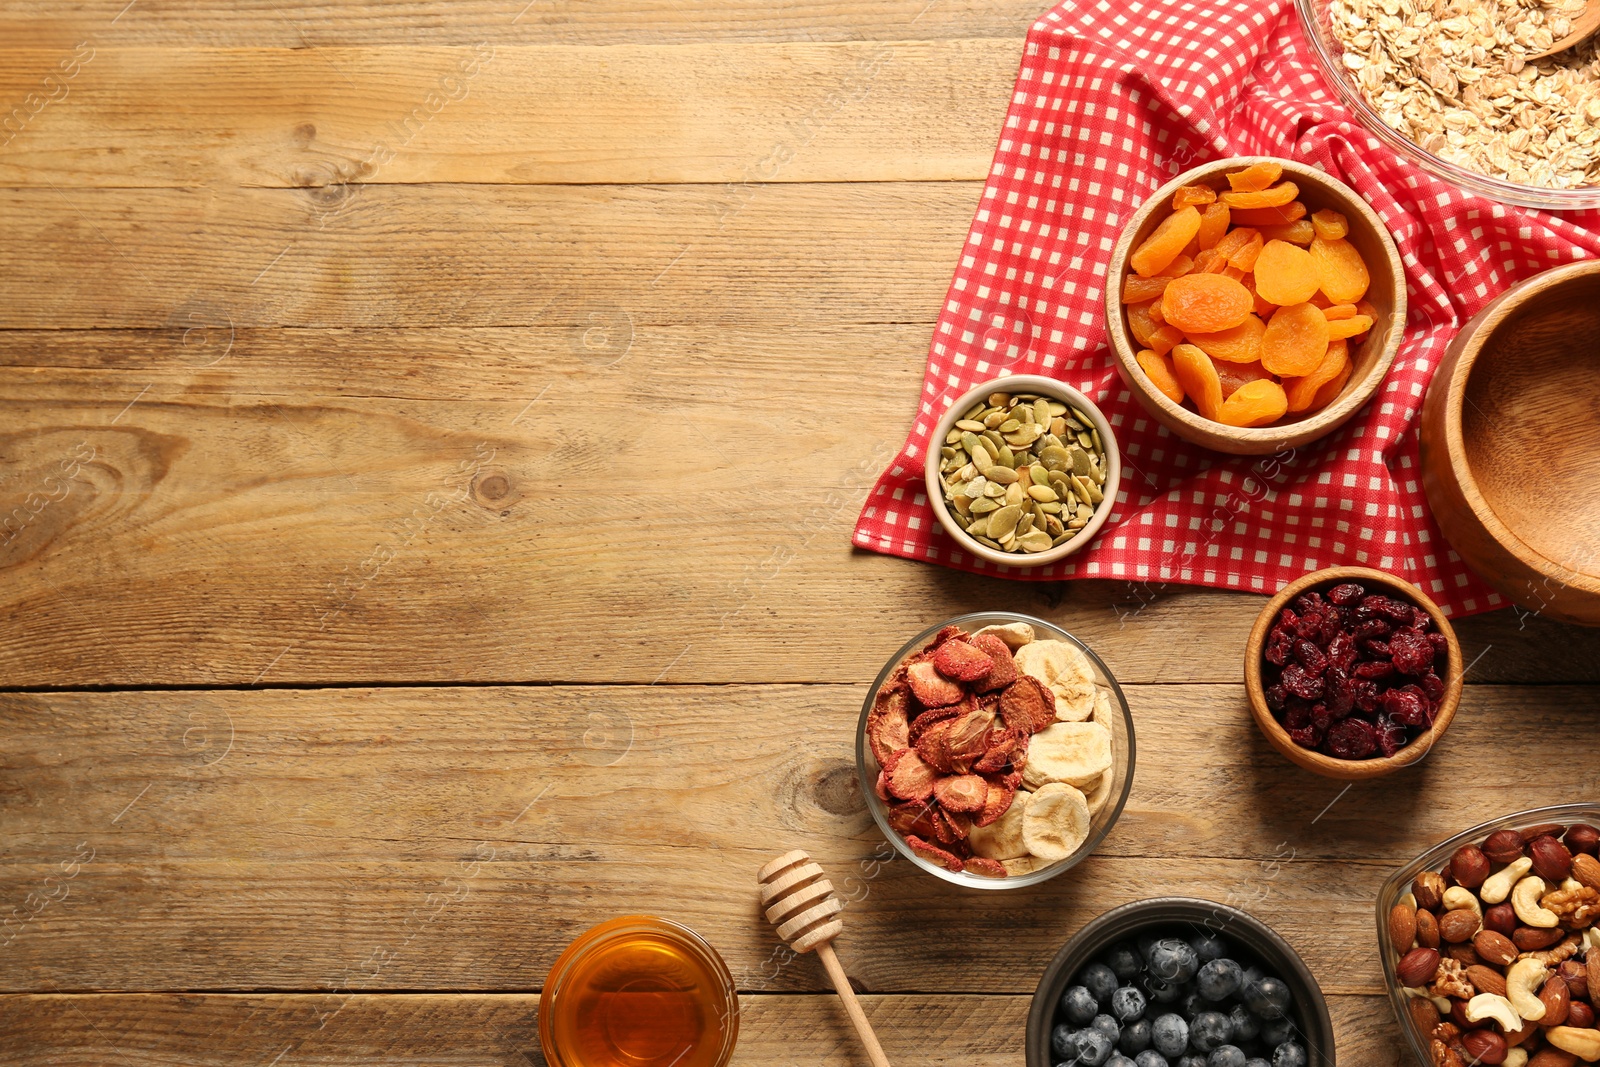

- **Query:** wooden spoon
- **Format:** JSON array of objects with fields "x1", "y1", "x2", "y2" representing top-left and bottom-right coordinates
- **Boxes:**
[
  {"x1": 1529, "y1": 1, "x2": 1600, "y2": 60},
  {"x1": 757, "y1": 850, "x2": 892, "y2": 1067}
]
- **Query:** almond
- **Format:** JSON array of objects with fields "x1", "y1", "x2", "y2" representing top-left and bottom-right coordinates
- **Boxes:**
[
  {"x1": 1390, "y1": 902, "x2": 1418, "y2": 950},
  {"x1": 1417, "y1": 908, "x2": 1441, "y2": 949},
  {"x1": 1439, "y1": 908, "x2": 1482, "y2": 943},
  {"x1": 1527, "y1": 1048, "x2": 1580, "y2": 1067},
  {"x1": 1475, "y1": 930, "x2": 1519, "y2": 967},
  {"x1": 1397, "y1": 946, "x2": 1443, "y2": 988},
  {"x1": 1467, "y1": 964, "x2": 1509, "y2": 997},
  {"x1": 1408, "y1": 994, "x2": 1442, "y2": 1034},
  {"x1": 1574, "y1": 853, "x2": 1600, "y2": 891},
  {"x1": 1516, "y1": 925, "x2": 1567, "y2": 951},
  {"x1": 1540, "y1": 976, "x2": 1573, "y2": 1028}
]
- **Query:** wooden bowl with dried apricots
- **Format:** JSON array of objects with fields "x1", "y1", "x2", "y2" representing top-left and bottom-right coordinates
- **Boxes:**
[{"x1": 1105, "y1": 157, "x2": 1406, "y2": 455}]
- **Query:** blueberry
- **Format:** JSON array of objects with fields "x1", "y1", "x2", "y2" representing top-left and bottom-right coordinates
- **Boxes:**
[
  {"x1": 1074, "y1": 1028, "x2": 1115, "y2": 1067},
  {"x1": 1135, "y1": 1053, "x2": 1170, "y2": 1067},
  {"x1": 1207, "y1": 1048, "x2": 1246, "y2": 1067},
  {"x1": 1227, "y1": 1004, "x2": 1259, "y2": 1043},
  {"x1": 1242, "y1": 977, "x2": 1292, "y2": 1020},
  {"x1": 1179, "y1": 988, "x2": 1208, "y2": 1018},
  {"x1": 1196, "y1": 958, "x2": 1243, "y2": 1001},
  {"x1": 1053, "y1": 1024, "x2": 1081, "y2": 1059},
  {"x1": 1111, "y1": 986, "x2": 1148, "y2": 1022},
  {"x1": 1245, "y1": 1060, "x2": 1271, "y2": 1067},
  {"x1": 1188, "y1": 1011, "x2": 1232, "y2": 1053},
  {"x1": 1107, "y1": 1057, "x2": 1137, "y2": 1067},
  {"x1": 1177, "y1": 1057, "x2": 1208, "y2": 1067},
  {"x1": 1189, "y1": 932, "x2": 1229, "y2": 963},
  {"x1": 1151, "y1": 1014, "x2": 1189, "y2": 1058},
  {"x1": 1148, "y1": 938, "x2": 1200, "y2": 984},
  {"x1": 1270, "y1": 1041, "x2": 1307, "y2": 1067},
  {"x1": 1062, "y1": 985, "x2": 1101, "y2": 1026},
  {"x1": 1119, "y1": 1018, "x2": 1152, "y2": 1055},
  {"x1": 1146, "y1": 977, "x2": 1186, "y2": 1004},
  {"x1": 1091, "y1": 1014, "x2": 1122, "y2": 1042},
  {"x1": 1080, "y1": 963, "x2": 1120, "y2": 1004},
  {"x1": 1105, "y1": 940, "x2": 1143, "y2": 981},
  {"x1": 1258, "y1": 1017, "x2": 1293, "y2": 1047}
]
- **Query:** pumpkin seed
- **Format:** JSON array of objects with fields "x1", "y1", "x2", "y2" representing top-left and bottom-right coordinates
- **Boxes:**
[
  {"x1": 995, "y1": 445, "x2": 1016, "y2": 468},
  {"x1": 1032, "y1": 398, "x2": 1051, "y2": 426},
  {"x1": 970, "y1": 497, "x2": 999, "y2": 514},
  {"x1": 987, "y1": 504, "x2": 1023, "y2": 539},
  {"x1": 955, "y1": 419, "x2": 986, "y2": 432},
  {"x1": 1027, "y1": 484, "x2": 1059, "y2": 502},
  {"x1": 962, "y1": 401, "x2": 986, "y2": 421},
  {"x1": 970, "y1": 445, "x2": 993, "y2": 474},
  {"x1": 945, "y1": 429, "x2": 963, "y2": 444},
  {"x1": 1038, "y1": 445, "x2": 1071, "y2": 472},
  {"x1": 1016, "y1": 513, "x2": 1035, "y2": 537},
  {"x1": 1070, "y1": 448, "x2": 1092, "y2": 478},
  {"x1": 983, "y1": 481, "x2": 1007, "y2": 499},
  {"x1": 983, "y1": 409, "x2": 1007, "y2": 430},
  {"x1": 998, "y1": 418, "x2": 1021, "y2": 433},
  {"x1": 1004, "y1": 483, "x2": 1025, "y2": 506},
  {"x1": 974, "y1": 535, "x2": 1002, "y2": 550},
  {"x1": 987, "y1": 392, "x2": 1010, "y2": 407},
  {"x1": 1046, "y1": 401, "x2": 1067, "y2": 417},
  {"x1": 985, "y1": 465, "x2": 1018, "y2": 484},
  {"x1": 1018, "y1": 530, "x2": 1053, "y2": 552}
]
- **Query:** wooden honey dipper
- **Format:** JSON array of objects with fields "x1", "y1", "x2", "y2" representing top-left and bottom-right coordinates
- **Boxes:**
[{"x1": 757, "y1": 850, "x2": 892, "y2": 1067}]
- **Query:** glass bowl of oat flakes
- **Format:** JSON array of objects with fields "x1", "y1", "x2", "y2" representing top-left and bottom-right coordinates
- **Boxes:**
[{"x1": 1300, "y1": 0, "x2": 1600, "y2": 209}]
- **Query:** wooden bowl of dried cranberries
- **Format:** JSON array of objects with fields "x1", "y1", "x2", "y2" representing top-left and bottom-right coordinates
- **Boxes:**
[{"x1": 1244, "y1": 566, "x2": 1463, "y2": 780}]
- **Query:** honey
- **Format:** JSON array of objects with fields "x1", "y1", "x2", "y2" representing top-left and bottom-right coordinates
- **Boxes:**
[{"x1": 539, "y1": 916, "x2": 739, "y2": 1067}]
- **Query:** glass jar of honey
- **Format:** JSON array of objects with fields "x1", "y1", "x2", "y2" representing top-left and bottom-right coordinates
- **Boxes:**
[{"x1": 539, "y1": 916, "x2": 739, "y2": 1067}]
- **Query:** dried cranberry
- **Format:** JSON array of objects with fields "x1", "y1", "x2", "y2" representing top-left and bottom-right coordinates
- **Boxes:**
[
  {"x1": 1389, "y1": 632, "x2": 1435, "y2": 675},
  {"x1": 1281, "y1": 664, "x2": 1325, "y2": 700},
  {"x1": 1264, "y1": 628, "x2": 1294, "y2": 667},
  {"x1": 1375, "y1": 717, "x2": 1408, "y2": 757},
  {"x1": 1294, "y1": 591, "x2": 1327, "y2": 616},
  {"x1": 1288, "y1": 725, "x2": 1318, "y2": 748},
  {"x1": 1327, "y1": 582, "x2": 1365, "y2": 606},
  {"x1": 1284, "y1": 703, "x2": 1312, "y2": 730},
  {"x1": 1354, "y1": 617, "x2": 1392, "y2": 640},
  {"x1": 1326, "y1": 631, "x2": 1357, "y2": 672},
  {"x1": 1325, "y1": 717, "x2": 1378, "y2": 759},
  {"x1": 1295, "y1": 612, "x2": 1324, "y2": 642},
  {"x1": 1351, "y1": 679, "x2": 1380, "y2": 713},
  {"x1": 1325, "y1": 677, "x2": 1354, "y2": 720},
  {"x1": 1311, "y1": 702, "x2": 1333, "y2": 732},
  {"x1": 1265, "y1": 682, "x2": 1288, "y2": 712},
  {"x1": 1277, "y1": 607, "x2": 1299, "y2": 632},
  {"x1": 1427, "y1": 631, "x2": 1448, "y2": 653},
  {"x1": 1354, "y1": 660, "x2": 1395, "y2": 680},
  {"x1": 1382, "y1": 684, "x2": 1430, "y2": 728},
  {"x1": 1361, "y1": 638, "x2": 1391, "y2": 659},
  {"x1": 1420, "y1": 672, "x2": 1446, "y2": 703},
  {"x1": 1294, "y1": 640, "x2": 1328, "y2": 677}
]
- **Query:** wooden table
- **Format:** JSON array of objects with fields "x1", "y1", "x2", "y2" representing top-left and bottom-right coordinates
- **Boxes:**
[{"x1": 4, "y1": 3, "x2": 1599, "y2": 1063}]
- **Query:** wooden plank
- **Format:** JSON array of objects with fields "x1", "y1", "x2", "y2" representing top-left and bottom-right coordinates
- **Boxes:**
[
  {"x1": 3, "y1": 683, "x2": 1595, "y2": 992},
  {"x1": 0, "y1": 42, "x2": 1017, "y2": 187},
  {"x1": 0, "y1": 992, "x2": 1399, "y2": 1065},
  {"x1": 0, "y1": 1, "x2": 1045, "y2": 47},
  {"x1": 1, "y1": 327, "x2": 1595, "y2": 687}
]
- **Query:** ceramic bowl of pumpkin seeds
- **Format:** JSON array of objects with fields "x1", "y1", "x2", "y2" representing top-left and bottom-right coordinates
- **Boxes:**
[{"x1": 924, "y1": 375, "x2": 1122, "y2": 567}]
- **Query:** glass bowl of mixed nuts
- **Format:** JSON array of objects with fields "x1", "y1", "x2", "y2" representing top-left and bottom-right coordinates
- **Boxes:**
[
  {"x1": 854, "y1": 612, "x2": 1135, "y2": 890},
  {"x1": 1378, "y1": 804, "x2": 1600, "y2": 1067},
  {"x1": 923, "y1": 375, "x2": 1122, "y2": 567},
  {"x1": 1298, "y1": 0, "x2": 1600, "y2": 209}
]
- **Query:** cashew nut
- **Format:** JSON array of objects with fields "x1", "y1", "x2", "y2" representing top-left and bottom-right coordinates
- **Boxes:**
[
  {"x1": 1503, "y1": 1049, "x2": 1528, "y2": 1067},
  {"x1": 1444, "y1": 885, "x2": 1484, "y2": 916},
  {"x1": 1481, "y1": 857, "x2": 1534, "y2": 904},
  {"x1": 1401, "y1": 891, "x2": 1418, "y2": 910},
  {"x1": 1586, "y1": 928, "x2": 1600, "y2": 954},
  {"x1": 1547, "y1": 1026, "x2": 1600, "y2": 1062},
  {"x1": 1404, "y1": 985, "x2": 1453, "y2": 1013},
  {"x1": 1565, "y1": 877, "x2": 1586, "y2": 892},
  {"x1": 1512, "y1": 875, "x2": 1560, "y2": 928},
  {"x1": 1505, "y1": 958, "x2": 1550, "y2": 1022},
  {"x1": 1466, "y1": 992, "x2": 1523, "y2": 1031}
]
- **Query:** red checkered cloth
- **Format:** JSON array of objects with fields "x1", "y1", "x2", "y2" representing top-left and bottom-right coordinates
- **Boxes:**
[{"x1": 852, "y1": 0, "x2": 1600, "y2": 617}]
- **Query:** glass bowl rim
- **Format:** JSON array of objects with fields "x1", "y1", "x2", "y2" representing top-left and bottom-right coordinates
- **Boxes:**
[{"x1": 853, "y1": 610, "x2": 1137, "y2": 890}]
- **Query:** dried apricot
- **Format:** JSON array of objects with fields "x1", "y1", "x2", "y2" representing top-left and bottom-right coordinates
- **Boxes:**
[
  {"x1": 1229, "y1": 201, "x2": 1307, "y2": 226},
  {"x1": 1325, "y1": 314, "x2": 1374, "y2": 340},
  {"x1": 1309, "y1": 235, "x2": 1370, "y2": 303},
  {"x1": 1192, "y1": 248, "x2": 1226, "y2": 274},
  {"x1": 1215, "y1": 359, "x2": 1272, "y2": 398},
  {"x1": 1222, "y1": 265, "x2": 1246, "y2": 281},
  {"x1": 1353, "y1": 299, "x2": 1379, "y2": 342},
  {"x1": 1284, "y1": 338, "x2": 1350, "y2": 412},
  {"x1": 1220, "y1": 181, "x2": 1299, "y2": 209},
  {"x1": 1242, "y1": 273, "x2": 1275, "y2": 317},
  {"x1": 1212, "y1": 227, "x2": 1259, "y2": 264},
  {"x1": 1309, "y1": 357, "x2": 1353, "y2": 412},
  {"x1": 1161, "y1": 273, "x2": 1252, "y2": 333},
  {"x1": 1311, "y1": 209, "x2": 1349, "y2": 241},
  {"x1": 1261, "y1": 301, "x2": 1329, "y2": 376},
  {"x1": 1216, "y1": 378, "x2": 1289, "y2": 427},
  {"x1": 1253, "y1": 239, "x2": 1322, "y2": 306},
  {"x1": 1126, "y1": 301, "x2": 1183, "y2": 355},
  {"x1": 1121, "y1": 275, "x2": 1170, "y2": 303},
  {"x1": 1226, "y1": 161, "x2": 1283, "y2": 192},
  {"x1": 1323, "y1": 303, "x2": 1358, "y2": 320},
  {"x1": 1258, "y1": 220, "x2": 1316, "y2": 245},
  {"x1": 1186, "y1": 313, "x2": 1266, "y2": 364},
  {"x1": 1130, "y1": 206, "x2": 1202, "y2": 277},
  {"x1": 1135, "y1": 348, "x2": 1184, "y2": 405},
  {"x1": 1157, "y1": 254, "x2": 1195, "y2": 278},
  {"x1": 1228, "y1": 230, "x2": 1264, "y2": 271},
  {"x1": 1171, "y1": 343, "x2": 1224, "y2": 420},
  {"x1": 1147, "y1": 299, "x2": 1166, "y2": 325},
  {"x1": 1172, "y1": 183, "x2": 1217, "y2": 208},
  {"x1": 1195, "y1": 201, "x2": 1231, "y2": 250}
]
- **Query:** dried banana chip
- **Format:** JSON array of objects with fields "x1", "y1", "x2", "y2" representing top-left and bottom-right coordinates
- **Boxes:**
[
  {"x1": 1014, "y1": 639, "x2": 1096, "y2": 720},
  {"x1": 967, "y1": 788, "x2": 1031, "y2": 860},
  {"x1": 1002, "y1": 855, "x2": 1043, "y2": 876},
  {"x1": 1092, "y1": 686, "x2": 1116, "y2": 730},
  {"x1": 1022, "y1": 720, "x2": 1114, "y2": 790},
  {"x1": 973, "y1": 622, "x2": 1034, "y2": 650},
  {"x1": 1022, "y1": 782, "x2": 1090, "y2": 862},
  {"x1": 1084, "y1": 767, "x2": 1113, "y2": 817}
]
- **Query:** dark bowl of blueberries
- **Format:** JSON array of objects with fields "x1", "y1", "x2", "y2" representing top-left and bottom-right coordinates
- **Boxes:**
[{"x1": 1026, "y1": 897, "x2": 1334, "y2": 1067}]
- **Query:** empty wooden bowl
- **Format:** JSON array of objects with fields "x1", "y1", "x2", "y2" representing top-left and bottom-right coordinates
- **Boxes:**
[
  {"x1": 1420, "y1": 259, "x2": 1600, "y2": 625},
  {"x1": 1244, "y1": 566, "x2": 1462, "y2": 780},
  {"x1": 1105, "y1": 157, "x2": 1406, "y2": 455}
]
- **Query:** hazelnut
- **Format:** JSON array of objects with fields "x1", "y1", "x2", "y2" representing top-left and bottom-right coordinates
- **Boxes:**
[
  {"x1": 1485, "y1": 903, "x2": 1519, "y2": 937},
  {"x1": 1569, "y1": 1000, "x2": 1595, "y2": 1029},
  {"x1": 1408, "y1": 994, "x2": 1441, "y2": 1033},
  {"x1": 1528, "y1": 1048, "x2": 1582, "y2": 1067},
  {"x1": 1557, "y1": 960, "x2": 1588, "y2": 1001},
  {"x1": 1450, "y1": 996, "x2": 1479, "y2": 1031},
  {"x1": 1462, "y1": 1028, "x2": 1508, "y2": 1065},
  {"x1": 1398, "y1": 946, "x2": 1443, "y2": 987},
  {"x1": 1530, "y1": 835, "x2": 1575, "y2": 883},
  {"x1": 1416, "y1": 870, "x2": 1448, "y2": 911},
  {"x1": 1567, "y1": 824, "x2": 1600, "y2": 858},
  {"x1": 1417, "y1": 908, "x2": 1442, "y2": 948},
  {"x1": 1453, "y1": 845, "x2": 1492, "y2": 889},
  {"x1": 1485, "y1": 829, "x2": 1529, "y2": 864}
]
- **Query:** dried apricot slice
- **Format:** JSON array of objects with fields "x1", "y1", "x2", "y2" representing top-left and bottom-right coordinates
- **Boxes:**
[
  {"x1": 1134, "y1": 348, "x2": 1184, "y2": 405},
  {"x1": 1311, "y1": 209, "x2": 1349, "y2": 241},
  {"x1": 1216, "y1": 378, "x2": 1289, "y2": 427},
  {"x1": 1226, "y1": 161, "x2": 1283, "y2": 192},
  {"x1": 1325, "y1": 314, "x2": 1374, "y2": 340},
  {"x1": 1222, "y1": 265, "x2": 1246, "y2": 281},
  {"x1": 1308, "y1": 357, "x2": 1353, "y2": 412},
  {"x1": 1261, "y1": 301, "x2": 1329, "y2": 377},
  {"x1": 1161, "y1": 273, "x2": 1252, "y2": 333},
  {"x1": 1258, "y1": 220, "x2": 1315, "y2": 245},
  {"x1": 1242, "y1": 273, "x2": 1275, "y2": 317},
  {"x1": 1212, "y1": 227, "x2": 1259, "y2": 264},
  {"x1": 1195, "y1": 201, "x2": 1231, "y2": 250},
  {"x1": 1186, "y1": 312, "x2": 1266, "y2": 364},
  {"x1": 1121, "y1": 275, "x2": 1170, "y2": 303},
  {"x1": 1126, "y1": 301, "x2": 1182, "y2": 355},
  {"x1": 1172, "y1": 183, "x2": 1217, "y2": 208},
  {"x1": 1220, "y1": 181, "x2": 1299, "y2": 209},
  {"x1": 1147, "y1": 299, "x2": 1166, "y2": 325},
  {"x1": 1215, "y1": 358, "x2": 1271, "y2": 398},
  {"x1": 1253, "y1": 239, "x2": 1322, "y2": 306},
  {"x1": 1309, "y1": 235, "x2": 1370, "y2": 303},
  {"x1": 1130, "y1": 206, "x2": 1202, "y2": 277},
  {"x1": 1228, "y1": 231, "x2": 1264, "y2": 271},
  {"x1": 1323, "y1": 303, "x2": 1358, "y2": 320},
  {"x1": 1157, "y1": 253, "x2": 1195, "y2": 278},
  {"x1": 1171, "y1": 343, "x2": 1224, "y2": 420},
  {"x1": 1229, "y1": 201, "x2": 1307, "y2": 226},
  {"x1": 1192, "y1": 248, "x2": 1226, "y2": 274},
  {"x1": 1284, "y1": 338, "x2": 1350, "y2": 412}
]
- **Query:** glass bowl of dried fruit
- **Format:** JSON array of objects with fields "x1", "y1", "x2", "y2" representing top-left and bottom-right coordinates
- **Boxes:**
[
  {"x1": 1105, "y1": 157, "x2": 1405, "y2": 455},
  {"x1": 855, "y1": 611, "x2": 1135, "y2": 889},
  {"x1": 1297, "y1": 0, "x2": 1600, "y2": 211},
  {"x1": 1378, "y1": 805, "x2": 1600, "y2": 1067},
  {"x1": 1244, "y1": 566, "x2": 1463, "y2": 780}
]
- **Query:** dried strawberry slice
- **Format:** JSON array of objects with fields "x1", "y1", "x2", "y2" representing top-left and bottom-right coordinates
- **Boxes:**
[
  {"x1": 932, "y1": 808, "x2": 971, "y2": 844},
  {"x1": 933, "y1": 773, "x2": 988, "y2": 813},
  {"x1": 974, "y1": 777, "x2": 1017, "y2": 827},
  {"x1": 973, "y1": 723, "x2": 1024, "y2": 773},
  {"x1": 887, "y1": 800, "x2": 938, "y2": 838},
  {"x1": 963, "y1": 856, "x2": 1007, "y2": 878},
  {"x1": 906, "y1": 660, "x2": 966, "y2": 707},
  {"x1": 998, "y1": 675, "x2": 1056, "y2": 733},
  {"x1": 906, "y1": 835, "x2": 963, "y2": 871},
  {"x1": 932, "y1": 638, "x2": 995, "y2": 683},
  {"x1": 874, "y1": 769, "x2": 891, "y2": 802},
  {"x1": 908, "y1": 704, "x2": 962, "y2": 744},
  {"x1": 969, "y1": 633, "x2": 1019, "y2": 691},
  {"x1": 944, "y1": 708, "x2": 996, "y2": 766},
  {"x1": 866, "y1": 683, "x2": 913, "y2": 765},
  {"x1": 886, "y1": 749, "x2": 937, "y2": 801},
  {"x1": 914, "y1": 719, "x2": 957, "y2": 774}
]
